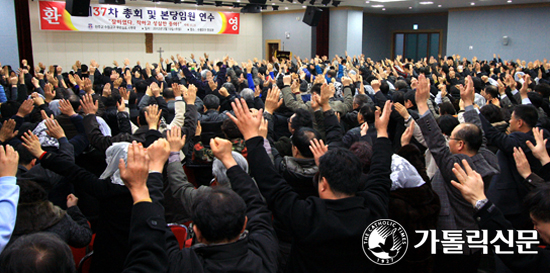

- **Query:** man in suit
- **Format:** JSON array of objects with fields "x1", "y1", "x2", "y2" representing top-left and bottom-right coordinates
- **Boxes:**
[{"x1": 415, "y1": 75, "x2": 500, "y2": 273}]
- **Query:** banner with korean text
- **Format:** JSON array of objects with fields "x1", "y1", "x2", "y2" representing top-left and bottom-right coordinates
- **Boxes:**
[{"x1": 39, "y1": 0, "x2": 239, "y2": 35}]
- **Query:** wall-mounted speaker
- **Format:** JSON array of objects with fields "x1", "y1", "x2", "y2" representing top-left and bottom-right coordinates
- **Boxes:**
[
  {"x1": 502, "y1": 36, "x2": 510, "y2": 46},
  {"x1": 65, "y1": 0, "x2": 91, "y2": 17},
  {"x1": 303, "y1": 6, "x2": 322, "y2": 27}
]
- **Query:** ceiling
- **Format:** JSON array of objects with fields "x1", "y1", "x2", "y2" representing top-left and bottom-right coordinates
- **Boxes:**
[{"x1": 129, "y1": 0, "x2": 549, "y2": 13}]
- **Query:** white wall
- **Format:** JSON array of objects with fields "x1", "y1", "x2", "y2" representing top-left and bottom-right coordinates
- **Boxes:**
[
  {"x1": 262, "y1": 11, "x2": 313, "y2": 59},
  {"x1": 0, "y1": 0, "x2": 19, "y2": 67},
  {"x1": 29, "y1": 0, "x2": 262, "y2": 69}
]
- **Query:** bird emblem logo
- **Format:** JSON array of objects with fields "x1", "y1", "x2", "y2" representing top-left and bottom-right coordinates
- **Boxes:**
[{"x1": 362, "y1": 219, "x2": 408, "y2": 265}]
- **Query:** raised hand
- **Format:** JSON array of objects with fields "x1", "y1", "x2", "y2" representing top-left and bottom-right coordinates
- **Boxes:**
[
  {"x1": 401, "y1": 120, "x2": 415, "y2": 146},
  {"x1": 16, "y1": 99, "x2": 34, "y2": 118},
  {"x1": 309, "y1": 138, "x2": 328, "y2": 166},
  {"x1": 45, "y1": 118, "x2": 66, "y2": 139},
  {"x1": 0, "y1": 119, "x2": 18, "y2": 142},
  {"x1": 0, "y1": 145, "x2": 19, "y2": 178},
  {"x1": 167, "y1": 126, "x2": 186, "y2": 152},
  {"x1": 393, "y1": 102, "x2": 410, "y2": 120},
  {"x1": 375, "y1": 100, "x2": 393, "y2": 138},
  {"x1": 119, "y1": 141, "x2": 150, "y2": 203},
  {"x1": 21, "y1": 130, "x2": 45, "y2": 158},
  {"x1": 210, "y1": 137, "x2": 237, "y2": 168},
  {"x1": 147, "y1": 139, "x2": 171, "y2": 173},
  {"x1": 80, "y1": 94, "x2": 98, "y2": 115},
  {"x1": 219, "y1": 86, "x2": 230, "y2": 97},
  {"x1": 145, "y1": 104, "x2": 162, "y2": 130},
  {"x1": 58, "y1": 99, "x2": 76, "y2": 116},
  {"x1": 460, "y1": 75, "x2": 475, "y2": 106},
  {"x1": 513, "y1": 147, "x2": 532, "y2": 179},
  {"x1": 415, "y1": 74, "x2": 430, "y2": 115},
  {"x1": 184, "y1": 84, "x2": 197, "y2": 104},
  {"x1": 264, "y1": 86, "x2": 281, "y2": 114},
  {"x1": 226, "y1": 98, "x2": 263, "y2": 141},
  {"x1": 259, "y1": 118, "x2": 268, "y2": 139},
  {"x1": 66, "y1": 194, "x2": 79, "y2": 208},
  {"x1": 450, "y1": 159, "x2": 486, "y2": 207},
  {"x1": 526, "y1": 127, "x2": 550, "y2": 166}
]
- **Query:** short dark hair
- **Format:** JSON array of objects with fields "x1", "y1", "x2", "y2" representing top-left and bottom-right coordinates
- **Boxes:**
[
  {"x1": 454, "y1": 122, "x2": 483, "y2": 152},
  {"x1": 392, "y1": 91, "x2": 405, "y2": 105},
  {"x1": 310, "y1": 83, "x2": 322, "y2": 95},
  {"x1": 358, "y1": 104, "x2": 375, "y2": 124},
  {"x1": 292, "y1": 127, "x2": 321, "y2": 158},
  {"x1": 480, "y1": 104, "x2": 504, "y2": 123},
  {"x1": 319, "y1": 148, "x2": 363, "y2": 196},
  {"x1": 438, "y1": 115, "x2": 459, "y2": 136},
  {"x1": 290, "y1": 109, "x2": 313, "y2": 131},
  {"x1": 484, "y1": 85, "x2": 498, "y2": 99},
  {"x1": 525, "y1": 183, "x2": 550, "y2": 222},
  {"x1": 221, "y1": 118, "x2": 242, "y2": 139},
  {"x1": 394, "y1": 80, "x2": 409, "y2": 91},
  {"x1": 0, "y1": 233, "x2": 76, "y2": 273},
  {"x1": 513, "y1": 104, "x2": 539, "y2": 129},
  {"x1": 404, "y1": 90, "x2": 417, "y2": 108},
  {"x1": 439, "y1": 102, "x2": 456, "y2": 116},
  {"x1": 163, "y1": 88, "x2": 175, "y2": 100},
  {"x1": 203, "y1": 94, "x2": 220, "y2": 110},
  {"x1": 380, "y1": 81, "x2": 389, "y2": 94},
  {"x1": 527, "y1": 92, "x2": 544, "y2": 109},
  {"x1": 1, "y1": 101, "x2": 21, "y2": 119},
  {"x1": 354, "y1": 94, "x2": 370, "y2": 108},
  {"x1": 16, "y1": 144, "x2": 36, "y2": 166},
  {"x1": 349, "y1": 141, "x2": 373, "y2": 174},
  {"x1": 191, "y1": 187, "x2": 246, "y2": 243},
  {"x1": 535, "y1": 83, "x2": 550, "y2": 98}
]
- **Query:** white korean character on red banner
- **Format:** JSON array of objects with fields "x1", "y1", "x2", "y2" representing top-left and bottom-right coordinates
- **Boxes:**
[
  {"x1": 466, "y1": 230, "x2": 489, "y2": 254},
  {"x1": 43, "y1": 7, "x2": 61, "y2": 25},
  {"x1": 516, "y1": 230, "x2": 539, "y2": 254},
  {"x1": 229, "y1": 17, "x2": 238, "y2": 31}
]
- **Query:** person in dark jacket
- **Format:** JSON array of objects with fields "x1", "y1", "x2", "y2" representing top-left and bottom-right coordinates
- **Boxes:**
[
  {"x1": 227, "y1": 96, "x2": 394, "y2": 272},
  {"x1": 451, "y1": 160, "x2": 550, "y2": 273}
]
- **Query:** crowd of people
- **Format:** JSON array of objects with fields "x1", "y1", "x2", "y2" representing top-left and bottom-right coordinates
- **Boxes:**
[{"x1": 0, "y1": 52, "x2": 549, "y2": 272}]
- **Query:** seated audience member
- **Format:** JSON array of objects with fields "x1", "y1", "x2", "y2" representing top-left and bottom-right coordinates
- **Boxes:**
[
  {"x1": 0, "y1": 145, "x2": 20, "y2": 254},
  {"x1": 415, "y1": 75, "x2": 499, "y2": 272},
  {"x1": 228, "y1": 95, "x2": 393, "y2": 272},
  {"x1": 451, "y1": 160, "x2": 550, "y2": 273},
  {"x1": 199, "y1": 94, "x2": 229, "y2": 123},
  {"x1": 9, "y1": 180, "x2": 92, "y2": 248}
]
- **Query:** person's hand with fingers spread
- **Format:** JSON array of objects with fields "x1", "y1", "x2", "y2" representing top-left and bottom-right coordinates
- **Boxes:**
[
  {"x1": 375, "y1": 100, "x2": 393, "y2": 138},
  {"x1": 210, "y1": 137, "x2": 237, "y2": 169},
  {"x1": 415, "y1": 74, "x2": 431, "y2": 115},
  {"x1": 311, "y1": 93, "x2": 321, "y2": 112},
  {"x1": 80, "y1": 94, "x2": 98, "y2": 115},
  {"x1": 58, "y1": 99, "x2": 76, "y2": 117},
  {"x1": 184, "y1": 84, "x2": 197, "y2": 105},
  {"x1": 145, "y1": 104, "x2": 162, "y2": 131},
  {"x1": 360, "y1": 122, "x2": 369, "y2": 137},
  {"x1": 66, "y1": 194, "x2": 79, "y2": 208},
  {"x1": 167, "y1": 126, "x2": 187, "y2": 152},
  {"x1": 226, "y1": 98, "x2": 263, "y2": 141},
  {"x1": 319, "y1": 83, "x2": 333, "y2": 111},
  {"x1": 0, "y1": 145, "x2": 19, "y2": 178},
  {"x1": 460, "y1": 75, "x2": 475, "y2": 107},
  {"x1": 21, "y1": 131, "x2": 45, "y2": 158},
  {"x1": 401, "y1": 120, "x2": 415, "y2": 146},
  {"x1": 264, "y1": 87, "x2": 281, "y2": 114},
  {"x1": 45, "y1": 118, "x2": 66, "y2": 139},
  {"x1": 0, "y1": 120, "x2": 18, "y2": 143},
  {"x1": 309, "y1": 138, "x2": 328, "y2": 166},
  {"x1": 526, "y1": 127, "x2": 550, "y2": 166},
  {"x1": 16, "y1": 99, "x2": 34, "y2": 118},
  {"x1": 393, "y1": 102, "x2": 410, "y2": 120},
  {"x1": 119, "y1": 141, "x2": 151, "y2": 203},
  {"x1": 513, "y1": 147, "x2": 532, "y2": 179},
  {"x1": 450, "y1": 159, "x2": 486, "y2": 207}
]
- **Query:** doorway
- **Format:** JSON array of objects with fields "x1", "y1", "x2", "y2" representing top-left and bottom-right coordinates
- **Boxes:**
[
  {"x1": 392, "y1": 30, "x2": 442, "y2": 61},
  {"x1": 265, "y1": 40, "x2": 281, "y2": 62}
]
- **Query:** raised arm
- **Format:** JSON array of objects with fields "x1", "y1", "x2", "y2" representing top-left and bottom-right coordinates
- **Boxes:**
[{"x1": 0, "y1": 146, "x2": 20, "y2": 254}]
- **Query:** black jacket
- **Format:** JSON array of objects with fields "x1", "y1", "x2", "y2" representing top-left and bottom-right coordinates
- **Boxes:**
[
  {"x1": 247, "y1": 136, "x2": 392, "y2": 272},
  {"x1": 165, "y1": 162, "x2": 278, "y2": 273}
]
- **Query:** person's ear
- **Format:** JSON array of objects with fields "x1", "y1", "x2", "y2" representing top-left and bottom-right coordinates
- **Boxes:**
[
  {"x1": 217, "y1": 106, "x2": 220, "y2": 112},
  {"x1": 318, "y1": 177, "x2": 330, "y2": 194},
  {"x1": 240, "y1": 216, "x2": 248, "y2": 234},
  {"x1": 517, "y1": 119, "x2": 524, "y2": 129},
  {"x1": 30, "y1": 158, "x2": 37, "y2": 168},
  {"x1": 137, "y1": 116, "x2": 141, "y2": 126},
  {"x1": 193, "y1": 225, "x2": 204, "y2": 244},
  {"x1": 203, "y1": 105, "x2": 207, "y2": 112}
]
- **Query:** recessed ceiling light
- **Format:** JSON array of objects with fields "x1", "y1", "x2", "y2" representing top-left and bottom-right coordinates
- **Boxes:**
[
  {"x1": 507, "y1": 0, "x2": 512, "y2": 2},
  {"x1": 438, "y1": 4, "x2": 441, "y2": 7},
  {"x1": 408, "y1": 6, "x2": 412, "y2": 9},
  {"x1": 419, "y1": 1, "x2": 433, "y2": 4},
  {"x1": 470, "y1": 2, "x2": 475, "y2": 5},
  {"x1": 272, "y1": 2, "x2": 275, "y2": 4},
  {"x1": 372, "y1": 4, "x2": 384, "y2": 7},
  {"x1": 365, "y1": 1, "x2": 370, "y2": 3},
  {"x1": 382, "y1": 7, "x2": 386, "y2": 10},
  {"x1": 302, "y1": 5, "x2": 306, "y2": 7},
  {"x1": 370, "y1": 0, "x2": 407, "y2": 2},
  {"x1": 236, "y1": 0, "x2": 240, "y2": 2},
  {"x1": 285, "y1": 6, "x2": 288, "y2": 9}
]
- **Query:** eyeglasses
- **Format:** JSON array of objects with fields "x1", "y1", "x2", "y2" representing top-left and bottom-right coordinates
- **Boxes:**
[{"x1": 449, "y1": 137, "x2": 463, "y2": 142}]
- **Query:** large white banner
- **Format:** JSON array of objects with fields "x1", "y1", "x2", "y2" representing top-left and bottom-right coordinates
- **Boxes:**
[{"x1": 39, "y1": 0, "x2": 240, "y2": 35}]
